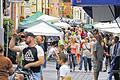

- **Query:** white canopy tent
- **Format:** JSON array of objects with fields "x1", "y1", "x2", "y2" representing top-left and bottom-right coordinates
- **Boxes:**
[
  {"x1": 24, "y1": 22, "x2": 63, "y2": 36},
  {"x1": 100, "y1": 28, "x2": 120, "y2": 33},
  {"x1": 37, "y1": 15, "x2": 59, "y2": 22},
  {"x1": 53, "y1": 22, "x2": 71, "y2": 29},
  {"x1": 94, "y1": 22, "x2": 120, "y2": 33}
]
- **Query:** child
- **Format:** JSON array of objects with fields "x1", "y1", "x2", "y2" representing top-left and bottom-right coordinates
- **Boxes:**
[{"x1": 59, "y1": 53, "x2": 72, "y2": 80}]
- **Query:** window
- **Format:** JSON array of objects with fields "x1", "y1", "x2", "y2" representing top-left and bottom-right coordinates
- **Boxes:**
[{"x1": 80, "y1": 11, "x2": 82, "y2": 19}]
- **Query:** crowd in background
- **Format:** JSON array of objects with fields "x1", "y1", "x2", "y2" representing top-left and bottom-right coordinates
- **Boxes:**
[
  {"x1": 46, "y1": 26, "x2": 119, "y2": 80},
  {"x1": 0, "y1": 25, "x2": 120, "y2": 80}
]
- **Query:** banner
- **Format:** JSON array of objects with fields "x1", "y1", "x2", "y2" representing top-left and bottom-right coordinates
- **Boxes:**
[{"x1": 72, "y1": 0, "x2": 120, "y2": 6}]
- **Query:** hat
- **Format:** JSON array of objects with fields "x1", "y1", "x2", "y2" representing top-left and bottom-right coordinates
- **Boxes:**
[
  {"x1": 25, "y1": 32, "x2": 35, "y2": 38},
  {"x1": 92, "y1": 29, "x2": 99, "y2": 35}
]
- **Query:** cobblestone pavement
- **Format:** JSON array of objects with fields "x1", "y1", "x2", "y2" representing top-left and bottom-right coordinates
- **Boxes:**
[{"x1": 43, "y1": 61, "x2": 111, "y2": 80}]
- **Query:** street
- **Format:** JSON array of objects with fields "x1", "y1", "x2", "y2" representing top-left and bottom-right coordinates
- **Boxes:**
[{"x1": 43, "y1": 61, "x2": 110, "y2": 80}]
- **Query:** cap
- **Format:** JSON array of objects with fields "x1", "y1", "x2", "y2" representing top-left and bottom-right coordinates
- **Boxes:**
[
  {"x1": 92, "y1": 29, "x2": 99, "y2": 35},
  {"x1": 25, "y1": 32, "x2": 35, "y2": 38}
]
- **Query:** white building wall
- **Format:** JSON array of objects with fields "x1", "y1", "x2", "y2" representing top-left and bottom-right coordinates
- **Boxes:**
[{"x1": 73, "y1": 6, "x2": 93, "y2": 24}]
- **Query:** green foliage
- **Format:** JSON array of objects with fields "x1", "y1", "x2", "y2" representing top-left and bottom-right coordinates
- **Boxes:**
[
  {"x1": 3, "y1": 18, "x2": 14, "y2": 56},
  {"x1": 3, "y1": 18, "x2": 14, "y2": 39},
  {"x1": 3, "y1": 18, "x2": 14, "y2": 31},
  {"x1": 66, "y1": 14, "x2": 73, "y2": 19}
]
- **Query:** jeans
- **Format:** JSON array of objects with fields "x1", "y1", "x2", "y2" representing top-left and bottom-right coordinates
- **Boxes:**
[
  {"x1": 79, "y1": 56, "x2": 92, "y2": 71},
  {"x1": 112, "y1": 56, "x2": 120, "y2": 80},
  {"x1": 32, "y1": 72, "x2": 41, "y2": 80},
  {"x1": 87, "y1": 58, "x2": 92, "y2": 71},
  {"x1": 57, "y1": 70, "x2": 60, "y2": 80},
  {"x1": 43, "y1": 53, "x2": 46, "y2": 68},
  {"x1": 69, "y1": 54, "x2": 76, "y2": 69},
  {"x1": 79, "y1": 56, "x2": 87, "y2": 71}
]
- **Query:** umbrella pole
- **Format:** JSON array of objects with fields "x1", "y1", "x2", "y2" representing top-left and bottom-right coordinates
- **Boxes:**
[{"x1": 108, "y1": 5, "x2": 120, "y2": 29}]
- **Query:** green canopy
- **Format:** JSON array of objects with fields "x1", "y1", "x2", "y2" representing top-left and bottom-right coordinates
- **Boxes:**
[
  {"x1": 83, "y1": 24, "x2": 94, "y2": 31},
  {"x1": 18, "y1": 19, "x2": 61, "y2": 32},
  {"x1": 20, "y1": 11, "x2": 43, "y2": 25}
]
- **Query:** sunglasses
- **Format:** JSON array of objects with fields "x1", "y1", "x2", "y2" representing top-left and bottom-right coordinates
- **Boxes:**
[{"x1": 21, "y1": 35, "x2": 25, "y2": 38}]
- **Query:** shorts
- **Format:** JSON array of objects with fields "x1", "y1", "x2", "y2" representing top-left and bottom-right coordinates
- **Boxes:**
[{"x1": 93, "y1": 60, "x2": 102, "y2": 72}]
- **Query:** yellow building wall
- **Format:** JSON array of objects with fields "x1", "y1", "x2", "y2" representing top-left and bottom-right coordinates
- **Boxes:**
[{"x1": 49, "y1": 0, "x2": 60, "y2": 17}]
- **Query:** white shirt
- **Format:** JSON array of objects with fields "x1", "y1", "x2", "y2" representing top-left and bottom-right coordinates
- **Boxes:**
[
  {"x1": 60, "y1": 64, "x2": 70, "y2": 77},
  {"x1": 82, "y1": 43, "x2": 92, "y2": 58},
  {"x1": 48, "y1": 47, "x2": 56, "y2": 55},
  {"x1": 111, "y1": 43, "x2": 120, "y2": 57}
]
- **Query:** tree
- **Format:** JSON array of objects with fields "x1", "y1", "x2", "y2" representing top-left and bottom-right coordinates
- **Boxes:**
[{"x1": 3, "y1": 18, "x2": 14, "y2": 56}]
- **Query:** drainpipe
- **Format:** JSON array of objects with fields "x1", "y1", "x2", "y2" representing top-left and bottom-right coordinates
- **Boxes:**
[
  {"x1": 0, "y1": 0, "x2": 4, "y2": 47},
  {"x1": 0, "y1": 0, "x2": 3, "y2": 28},
  {"x1": 36, "y1": 0, "x2": 37, "y2": 12}
]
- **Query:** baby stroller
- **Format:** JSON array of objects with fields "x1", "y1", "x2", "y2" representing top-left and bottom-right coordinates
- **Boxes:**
[{"x1": 9, "y1": 65, "x2": 33, "y2": 80}]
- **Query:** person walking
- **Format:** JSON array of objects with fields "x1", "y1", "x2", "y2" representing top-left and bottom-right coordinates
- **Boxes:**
[
  {"x1": 69, "y1": 37, "x2": 78, "y2": 72},
  {"x1": 79, "y1": 37, "x2": 92, "y2": 72},
  {"x1": 9, "y1": 32, "x2": 44, "y2": 80},
  {"x1": 111, "y1": 36, "x2": 120, "y2": 80},
  {"x1": 92, "y1": 29, "x2": 104, "y2": 80},
  {"x1": 16, "y1": 32, "x2": 27, "y2": 66},
  {"x1": 36, "y1": 35, "x2": 45, "y2": 80}
]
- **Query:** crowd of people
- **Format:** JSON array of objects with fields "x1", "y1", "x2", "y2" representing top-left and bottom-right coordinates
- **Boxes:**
[{"x1": 0, "y1": 26, "x2": 120, "y2": 80}]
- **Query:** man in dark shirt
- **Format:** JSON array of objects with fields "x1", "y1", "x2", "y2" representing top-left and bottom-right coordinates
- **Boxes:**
[
  {"x1": 9, "y1": 32, "x2": 44, "y2": 80},
  {"x1": 111, "y1": 36, "x2": 120, "y2": 80}
]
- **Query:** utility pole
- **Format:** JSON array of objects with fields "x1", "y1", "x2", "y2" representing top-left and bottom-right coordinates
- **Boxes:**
[
  {"x1": 11, "y1": 0, "x2": 21, "y2": 31},
  {"x1": 0, "y1": 0, "x2": 4, "y2": 46},
  {"x1": 41, "y1": 0, "x2": 43, "y2": 13},
  {"x1": 36, "y1": 0, "x2": 37, "y2": 12},
  {"x1": 45, "y1": 0, "x2": 46, "y2": 14}
]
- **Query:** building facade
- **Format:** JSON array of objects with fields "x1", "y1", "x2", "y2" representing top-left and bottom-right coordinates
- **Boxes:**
[
  {"x1": 49, "y1": 0, "x2": 60, "y2": 17},
  {"x1": 73, "y1": 6, "x2": 93, "y2": 24},
  {"x1": 49, "y1": 0, "x2": 72, "y2": 18}
]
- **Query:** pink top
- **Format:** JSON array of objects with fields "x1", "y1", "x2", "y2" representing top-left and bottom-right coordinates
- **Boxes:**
[{"x1": 71, "y1": 45, "x2": 77, "y2": 54}]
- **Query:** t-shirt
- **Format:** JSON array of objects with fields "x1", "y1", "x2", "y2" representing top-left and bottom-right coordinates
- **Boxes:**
[
  {"x1": 48, "y1": 47, "x2": 56, "y2": 55},
  {"x1": 82, "y1": 43, "x2": 91, "y2": 58},
  {"x1": 38, "y1": 43, "x2": 45, "y2": 52},
  {"x1": 70, "y1": 44, "x2": 77, "y2": 54},
  {"x1": 92, "y1": 41, "x2": 104, "y2": 61},
  {"x1": 112, "y1": 42, "x2": 120, "y2": 57},
  {"x1": 19, "y1": 45, "x2": 44, "y2": 72},
  {"x1": 60, "y1": 64, "x2": 70, "y2": 77},
  {"x1": 17, "y1": 41, "x2": 27, "y2": 66},
  {"x1": 0, "y1": 55, "x2": 12, "y2": 80}
]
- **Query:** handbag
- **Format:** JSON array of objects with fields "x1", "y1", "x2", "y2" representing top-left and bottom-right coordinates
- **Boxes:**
[{"x1": 84, "y1": 44, "x2": 91, "y2": 52}]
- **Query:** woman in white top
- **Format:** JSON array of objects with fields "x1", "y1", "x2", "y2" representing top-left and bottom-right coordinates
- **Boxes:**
[{"x1": 80, "y1": 37, "x2": 92, "y2": 72}]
